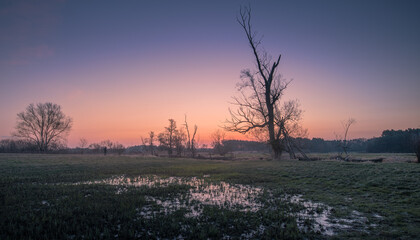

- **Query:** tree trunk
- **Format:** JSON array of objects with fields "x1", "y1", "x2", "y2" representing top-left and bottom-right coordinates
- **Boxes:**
[{"x1": 270, "y1": 139, "x2": 283, "y2": 160}]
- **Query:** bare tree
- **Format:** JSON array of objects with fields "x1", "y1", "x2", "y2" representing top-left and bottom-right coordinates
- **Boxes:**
[
  {"x1": 13, "y1": 102, "x2": 72, "y2": 152},
  {"x1": 100, "y1": 140, "x2": 114, "y2": 149},
  {"x1": 79, "y1": 138, "x2": 88, "y2": 154},
  {"x1": 148, "y1": 131, "x2": 155, "y2": 155},
  {"x1": 158, "y1": 119, "x2": 177, "y2": 156},
  {"x1": 211, "y1": 130, "x2": 229, "y2": 156},
  {"x1": 173, "y1": 128, "x2": 186, "y2": 156},
  {"x1": 89, "y1": 143, "x2": 102, "y2": 153},
  {"x1": 337, "y1": 118, "x2": 356, "y2": 158},
  {"x1": 141, "y1": 136, "x2": 147, "y2": 147},
  {"x1": 225, "y1": 7, "x2": 305, "y2": 159},
  {"x1": 184, "y1": 115, "x2": 198, "y2": 157},
  {"x1": 141, "y1": 132, "x2": 155, "y2": 155},
  {"x1": 113, "y1": 142, "x2": 125, "y2": 155},
  {"x1": 99, "y1": 140, "x2": 114, "y2": 155}
]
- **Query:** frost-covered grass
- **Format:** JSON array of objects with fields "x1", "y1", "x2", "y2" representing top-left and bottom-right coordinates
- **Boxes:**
[{"x1": 0, "y1": 153, "x2": 419, "y2": 239}]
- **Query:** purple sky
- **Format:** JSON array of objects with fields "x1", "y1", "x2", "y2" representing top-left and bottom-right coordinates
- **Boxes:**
[{"x1": 1, "y1": 0, "x2": 419, "y2": 146}]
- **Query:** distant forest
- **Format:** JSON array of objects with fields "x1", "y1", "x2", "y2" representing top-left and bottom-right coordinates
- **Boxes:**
[
  {"x1": 223, "y1": 128, "x2": 420, "y2": 153},
  {"x1": 0, "y1": 128, "x2": 419, "y2": 154}
]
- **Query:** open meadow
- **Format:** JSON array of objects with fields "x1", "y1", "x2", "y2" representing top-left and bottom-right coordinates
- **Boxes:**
[{"x1": 1, "y1": 153, "x2": 419, "y2": 239}]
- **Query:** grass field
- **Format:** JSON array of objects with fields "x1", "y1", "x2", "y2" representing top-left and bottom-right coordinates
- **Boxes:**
[{"x1": 1, "y1": 153, "x2": 419, "y2": 239}]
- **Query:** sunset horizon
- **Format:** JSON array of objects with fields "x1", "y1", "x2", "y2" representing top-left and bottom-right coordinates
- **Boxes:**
[{"x1": 1, "y1": 0, "x2": 419, "y2": 148}]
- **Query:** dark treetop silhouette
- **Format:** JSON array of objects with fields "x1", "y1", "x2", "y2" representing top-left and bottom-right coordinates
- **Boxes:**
[{"x1": 13, "y1": 102, "x2": 72, "y2": 152}]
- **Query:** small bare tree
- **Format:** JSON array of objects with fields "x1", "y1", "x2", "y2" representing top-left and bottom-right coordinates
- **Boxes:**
[
  {"x1": 100, "y1": 140, "x2": 114, "y2": 149},
  {"x1": 113, "y1": 142, "x2": 125, "y2": 155},
  {"x1": 141, "y1": 136, "x2": 147, "y2": 147},
  {"x1": 148, "y1": 131, "x2": 155, "y2": 155},
  {"x1": 173, "y1": 128, "x2": 186, "y2": 156},
  {"x1": 141, "y1": 131, "x2": 156, "y2": 155},
  {"x1": 336, "y1": 118, "x2": 356, "y2": 158},
  {"x1": 89, "y1": 143, "x2": 102, "y2": 154},
  {"x1": 225, "y1": 6, "x2": 305, "y2": 159},
  {"x1": 184, "y1": 115, "x2": 198, "y2": 157},
  {"x1": 99, "y1": 140, "x2": 114, "y2": 155},
  {"x1": 211, "y1": 130, "x2": 229, "y2": 156},
  {"x1": 158, "y1": 119, "x2": 177, "y2": 156},
  {"x1": 79, "y1": 138, "x2": 88, "y2": 154},
  {"x1": 13, "y1": 102, "x2": 72, "y2": 152}
]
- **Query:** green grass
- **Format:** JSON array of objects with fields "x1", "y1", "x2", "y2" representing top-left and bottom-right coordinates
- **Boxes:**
[{"x1": 1, "y1": 153, "x2": 419, "y2": 239}]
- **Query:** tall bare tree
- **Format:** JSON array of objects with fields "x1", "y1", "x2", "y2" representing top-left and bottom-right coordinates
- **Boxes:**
[
  {"x1": 225, "y1": 7, "x2": 305, "y2": 159},
  {"x1": 184, "y1": 115, "x2": 198, "y2": 157},
  {"x1": 13, "y1": 102, "x2": 72, "y2": 152}
]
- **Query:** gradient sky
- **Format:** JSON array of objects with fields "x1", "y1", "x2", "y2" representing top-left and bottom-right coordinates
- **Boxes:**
[{"x1": 1, "y1": 0, "x2": 419, "y2": 147}]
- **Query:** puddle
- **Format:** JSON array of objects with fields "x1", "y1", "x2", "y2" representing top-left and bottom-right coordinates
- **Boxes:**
[
  {"x1": 78, "y1": 175, "x2": 263, "y2": 218},
  {"x1": 139, "y1": 180, "x2": 263, "y2": 219},
  {"x1": 285, "y1": 194, "x2": 382, "y2": 236},
  {"x1": 75, "y1": 175, "x2": 380, "y2": 237},
  {"x1": 286, "y1": 194, "x2": 345, "y2": 235}
]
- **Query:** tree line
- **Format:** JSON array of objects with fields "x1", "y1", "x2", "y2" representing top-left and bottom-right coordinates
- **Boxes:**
[
  {"x1": 2, "y1": 101, "x2": 418, "y2": 159},
  {"x1": 210, "y1": 128, "x2": 420, "y2": 155}
]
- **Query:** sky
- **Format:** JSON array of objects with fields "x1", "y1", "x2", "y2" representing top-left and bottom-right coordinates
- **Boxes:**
[{"x1": 1, "y1": 0, "x2": 419, "y2": 147}]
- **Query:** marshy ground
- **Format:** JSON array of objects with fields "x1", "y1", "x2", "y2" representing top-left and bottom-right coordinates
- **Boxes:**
[{"x1": 0, "y1": 153, "x2": 419, "y2": 239}]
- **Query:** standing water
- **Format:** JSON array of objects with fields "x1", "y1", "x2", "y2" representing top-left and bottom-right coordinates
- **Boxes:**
[{"x1": 74, "y1": 175, "x2": 380, "y2": 236}]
